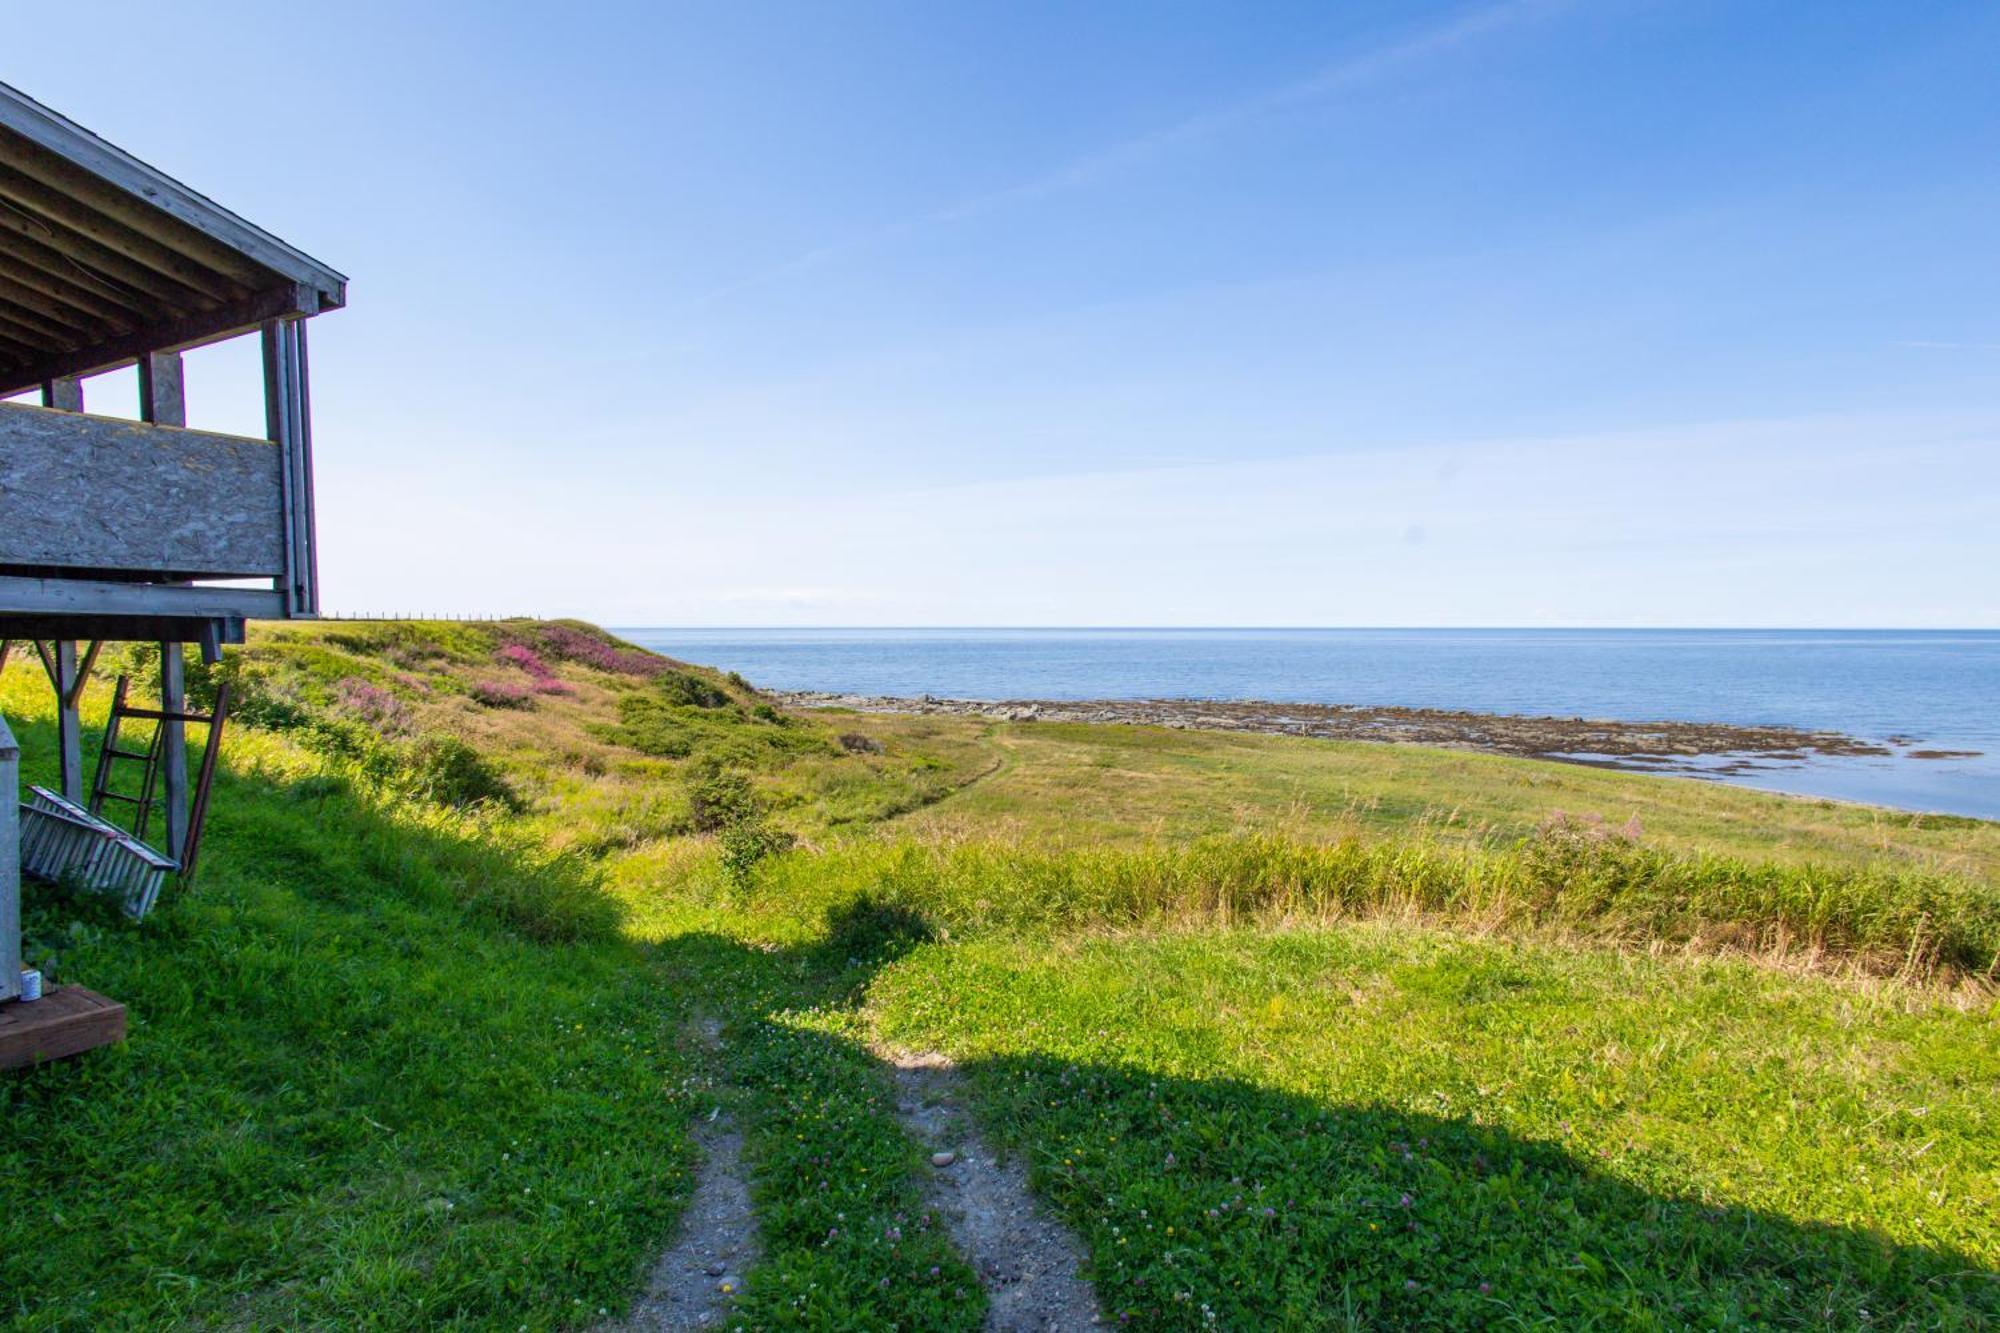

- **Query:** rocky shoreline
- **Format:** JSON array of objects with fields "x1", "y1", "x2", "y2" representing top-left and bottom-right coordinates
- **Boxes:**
[{"x1": 771, "y1": 690, "x2": 1966, "y2": 777}]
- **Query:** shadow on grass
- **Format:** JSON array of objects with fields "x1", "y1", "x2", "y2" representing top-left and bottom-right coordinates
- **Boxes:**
[
  {"x1": 1, "y1": 707, "x2": 682, "y2": 1330},
  {"x1": 653, "y1": 900, "x2": 2000, "y2": 1331}
]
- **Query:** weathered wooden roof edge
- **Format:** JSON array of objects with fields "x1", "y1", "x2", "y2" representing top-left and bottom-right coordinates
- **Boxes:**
[{"x1": 0, "y1": 80, "x2": 347, "y2": 306}]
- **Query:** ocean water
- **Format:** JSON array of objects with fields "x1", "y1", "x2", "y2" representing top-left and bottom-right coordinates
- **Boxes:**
[{"x1": 615, "y1": 628, "x2": 2000, "y2": 820}]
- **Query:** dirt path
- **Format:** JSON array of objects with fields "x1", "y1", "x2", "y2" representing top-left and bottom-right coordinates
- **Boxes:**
[
  {"x1": 886, "y1": 1052, "x2": 1102, "y2": 1331},
  {"x1": 612, "y1": 1019, "x2": 759, "y2": 1331}
]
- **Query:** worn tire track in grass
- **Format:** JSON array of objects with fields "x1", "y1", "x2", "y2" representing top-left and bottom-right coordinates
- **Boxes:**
[
  {"x1": 887, "y1": 1051, "x2": 1103, "y2": 1331},
  {"x1": 613, "y1": 1018, "x2": 759, "y2": 1331}
]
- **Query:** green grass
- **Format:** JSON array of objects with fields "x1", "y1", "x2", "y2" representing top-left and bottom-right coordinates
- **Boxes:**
[
  {"x1": 866, "y1": 925, "x2": 1999, "y2": 1327},
  {"x1": 3, "y1": 620, "x2": 1996, "y2": 1329},
  {"x1": 0, "y1": 718, "x2": 693, "y2": 1328},
  {"x1": 885, "y1": 717, "x2": 2000, "y2": 881}
]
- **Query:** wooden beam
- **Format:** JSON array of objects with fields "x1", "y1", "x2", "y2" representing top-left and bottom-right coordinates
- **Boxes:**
[
  {"x1": 0, "y1": 297, "x2": 88, "y2": 346},
  {"x1": 39, "y1": 375, "x2": 81, "y2": 410},
  {"x1": 263, "y1": 319, "x2": 316, "y2": 615},
  {"x1": 0, "y1": 92, "x2": 348, "y2": 299},
  {"x1": 0, "y1": 574, "x2": 282, "y2": 622},
  {"x1": 0, "y1": 613, "x2": 243, "y2": 647},
  {"x1": 0, "y1": 132, "x2": 277, "y2": 285},
  {"x1": 157, "y1": 642, "x2": 188, "y2": 864},
  {"x1": 0, "y1": 270, "x2": 112, "y2": 334},
  {"x1": 50, "y1": 640, "x2": 82, "y2": 801},
  {"x1": 0, "y1": 158, "x2": 257, "y2": 300},
  {"x1": 0, "y1": 712, "x2": 18, "y2": 1004},
  {"x1": 0, "y1": 284, "x2": 313, "y2": 396},
  {"x1": 138, "y1": 349, "x2": 184, "y2": 427},
  {"x1": 0, "y1": 223, "x2": 166, "y2": 323},
  {"x1": 0, "y1": 195, "x2": 208, "y2": 308}
]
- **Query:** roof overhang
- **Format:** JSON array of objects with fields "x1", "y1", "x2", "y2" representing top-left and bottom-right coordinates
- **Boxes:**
[{"x1": 0, "y1": 80, "x2": 347, "y2": 394}]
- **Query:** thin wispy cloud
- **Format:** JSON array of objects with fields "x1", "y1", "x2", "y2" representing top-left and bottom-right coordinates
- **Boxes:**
[{"x1": 675, "y1": 0, "x2": 1562, "y2": 311}]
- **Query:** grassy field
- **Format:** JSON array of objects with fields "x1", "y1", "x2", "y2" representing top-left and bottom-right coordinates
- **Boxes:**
[{"x1": 2, "y1": 620, "x2": 1995, "y2": 1328}]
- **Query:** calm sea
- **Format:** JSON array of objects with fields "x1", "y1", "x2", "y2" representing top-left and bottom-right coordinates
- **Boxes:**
[{"x1": 614, "y1": 628, "x2": 2000, "y2": 820}]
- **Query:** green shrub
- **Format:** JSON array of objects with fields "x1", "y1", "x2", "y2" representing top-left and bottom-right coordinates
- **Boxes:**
[
  {"x1": 656, "y1": 670, "x2": 731, "y2": 709},
  {"x1": 688, "y1": 766, "x2": 757, "y2": 834},
  {"x1": 399, "y1": 735, "x2": 520, "y2": 811},
  {"x1": 721, "y1": 818, "x2": 795, "y2": 887}
]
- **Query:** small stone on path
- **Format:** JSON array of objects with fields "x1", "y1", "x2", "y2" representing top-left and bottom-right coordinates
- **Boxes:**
[{"x1": 932, "y1": 1150, "x2": 958, "y2": 1167}]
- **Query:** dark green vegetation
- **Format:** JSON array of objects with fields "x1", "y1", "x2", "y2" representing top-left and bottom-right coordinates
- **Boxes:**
[{"x1": 2, "y1": 619, "x2": 1994, "y2": 1328}]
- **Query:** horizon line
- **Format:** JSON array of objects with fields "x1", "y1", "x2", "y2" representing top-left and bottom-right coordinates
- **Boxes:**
[{"x1": 601, "y1": 624, "x2": 2000, "y2": 633}]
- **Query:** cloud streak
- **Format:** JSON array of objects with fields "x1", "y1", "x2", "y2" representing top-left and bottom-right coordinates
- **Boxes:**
[{"x1": 677, "y1": 0, "x2": 1562, "y2": 310}]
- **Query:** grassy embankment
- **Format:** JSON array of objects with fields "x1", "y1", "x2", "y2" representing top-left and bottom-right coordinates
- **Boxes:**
[{"x1": 1, "y1": 619, "x2": 1994, "y2": 1328}]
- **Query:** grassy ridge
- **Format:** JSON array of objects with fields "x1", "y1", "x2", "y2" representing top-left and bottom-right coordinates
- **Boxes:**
[{"x1": 657, "y1": 827, "x2": 2000, "y2": 978}]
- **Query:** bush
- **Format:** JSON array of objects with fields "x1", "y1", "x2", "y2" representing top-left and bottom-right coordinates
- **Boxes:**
[
  {"x1": 470, "y1": 679, "x2": 534, "y2": 709},
  {"x1": 688, "y1": 767, "x2": 757, "y2": 834},
  {"x1": 614, "y1": 696, "x2": 698, "y2": 758},
  {"x1": 333, "y1": 676, "x2": 413, "y2": 734},
  {"x1": 529, "y1": 624, "x2": 672, "y2": 678},
  {"x1": 656, "y1": 670, "x2": 731, "y2": 709},
  {"x1": 399, "y1": 735, "x2": 520, "y2": 811},
  {"x1": 720, "y1": 818, "x2": 795, "y2": 887}
]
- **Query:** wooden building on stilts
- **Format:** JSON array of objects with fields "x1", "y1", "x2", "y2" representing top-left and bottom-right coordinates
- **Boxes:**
[{"x1": 0, "y1": 81, "x2": 345, "y2": 1067}]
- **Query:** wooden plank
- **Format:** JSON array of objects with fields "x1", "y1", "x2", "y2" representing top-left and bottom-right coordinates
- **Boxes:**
[
  {"x1": 0, "y1": 194, "x2": 206, "y2": 307},
  {"x1": 0, "y1": 985, "x2": 127, "y2": 1071},
  {"x1": 0, "y1": 575, "x2": 281, "y2": 622},
  {"x1": 0, "y1": 284, "x2": 312, "y2": 397},
  {"x1": 0, "y1": 135, "x2": 274, "y2": 288},
  {"x1": 54, "y1": 639, "x2": 81, "y2": 802},
  {"x1": 0, "y1": 298, "x2": 86, "y2": 347},
  {"x1": 263, "y1": 319, "x2": 314, "y2": 614},
  {"x1": 0, "y1": 238, "x2": 146, "y2": 325},
  {"x1": 158, "y1": 643, "x2": 188, "y2": 861},
  {"x1": 0, "y1": 91, "x2": 347, "y2": 299},
  {"x1": 0, "y1": 271, "x2": 112, "y2": 337},
  {"x1": 0, "y1": 612, "x2": 245, "y2": 646},
  {"x1": 0, "y1": 158, "x2": 255, "y2": 300},
  {"x1": 0, "y1": 713, "x2": 19, "y2": 1004},
  {"x1": 39, "y1": 374, "x2": 82, "y2": 411},
  {"x1": 138, "y1": 350, "x2": 185, "y2": 427},
  {"x1": 0, "y1": 400, "x2": 285, "y2": 578}
]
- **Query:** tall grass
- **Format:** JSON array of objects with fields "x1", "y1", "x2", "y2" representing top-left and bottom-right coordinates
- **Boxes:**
[{"x1": 710, "y1": 826, "x2": 2000, "y2": 978}]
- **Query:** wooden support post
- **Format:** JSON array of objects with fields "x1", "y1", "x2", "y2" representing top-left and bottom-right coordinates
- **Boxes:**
[
  {"x1": 39, "y1": 374, "x2": 81, "y2": 411},
  {"x1": 262, "y1": 319, "x2": 316, "y2": 616},
  {"x1": 52, "y1": 640, "x2": 81, "y2": 803},
  {"x1": 32, "y1": 639, "x2": 100, "y2": 804},
  {"x1": 138, "y1": 350, "x2": 185, "y2": 428},
  {"x1": 158, "y1": 642, "x2": 188, "y2": 866},
  {"x1": 1, "y1": 713, "x2": 20, "y2": 1003}
]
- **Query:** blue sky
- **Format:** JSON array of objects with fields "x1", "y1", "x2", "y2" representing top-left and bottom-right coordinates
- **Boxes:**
[{"x1": 11, "y1": 1, "x2": 2000, "y2": 625}]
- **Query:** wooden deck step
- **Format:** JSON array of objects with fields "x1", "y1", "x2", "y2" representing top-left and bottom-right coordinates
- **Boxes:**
[{"x1": 0, "y1": 985, "x2": 125, "y2": 1071}]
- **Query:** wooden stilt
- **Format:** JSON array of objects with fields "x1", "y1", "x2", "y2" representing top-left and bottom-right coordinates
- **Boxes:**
[
  {"x1": 157, "y1": 642, "x2": 188, "y2": 864},
  {"x1": 32, "y1": 639, "x2": 100, "y2": 804},
  {"x1": 1, "y1": 713, "x2": 19, "y2": 1004}
]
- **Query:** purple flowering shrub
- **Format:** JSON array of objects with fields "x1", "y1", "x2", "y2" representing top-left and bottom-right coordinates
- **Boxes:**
[
  {"x1": 470, "y1": 679, "x2": 535, "y2": 709},
  {"x1": 496, "y1": 642, "x2": 575, "y2": 696},
  {"x1": 332, "y1": 676, "x2": 413, "y2": 734},
  {"x1": 527, "y1": 624, "x2": 670, "y2": 678}
]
